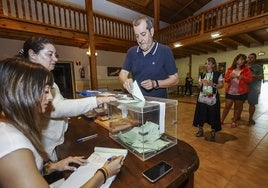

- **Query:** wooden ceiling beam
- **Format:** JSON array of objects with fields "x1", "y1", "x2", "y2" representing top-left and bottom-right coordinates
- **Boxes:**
[
  {"x1": 198, "y1": 43, "x2": 218, "y2": 53},
  {"x1": 107, "y1": 0, "x2": 210, "y2": 24},
  {"x1": 168, "y1": 0, "x2": 195, "y2": 23},
  {"x1": 186, "y1": 46, "x2": 209, "y2": 54},
  {"x1": 107, "y1": 0, "x2": 154, "y2": 19},
  {"x1": 216, "y1": 39, "x2": 238, "y2": 50},
  {"x1": 173, "y1": 47, "x2": 200, "y2": 55},
  {"x1": 228, "y1": 36, "x2": 250, "y2": 47},
  {"x1": 245, "y1": 32, "x2": 264, "y2": 45},
  {"x1": 209, "y1": 42, "x2": 227, "y2": 51}
]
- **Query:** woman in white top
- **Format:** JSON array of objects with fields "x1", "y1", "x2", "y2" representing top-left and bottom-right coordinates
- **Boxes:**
[
  {"x1": 18, "y1": 36, "x2": 116, "y2": 161},
  {"x1": 0, "y1": 58, "x2": 123, "y2": 188},
  {"x1": 193, "y1": 57, "x2": 224, "y2": 141}
]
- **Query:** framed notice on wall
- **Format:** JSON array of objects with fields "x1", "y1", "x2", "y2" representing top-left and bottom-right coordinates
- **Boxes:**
[{"x1": 107, "y1": 67, "x2": 121, "y2": 76}]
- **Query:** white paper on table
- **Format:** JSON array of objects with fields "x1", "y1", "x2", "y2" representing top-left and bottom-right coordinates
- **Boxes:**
[
  {"x1": 132, "y1": 81, "x2": 145, "y2": 101},
  {"x1": 49, "y1": 178, "x2": 65, "y2": 188},
  {"x1": 59, "y1": 147, "x2": 127, "y2": 188},
  {"x1": 148, "y1": 101, "x2": 166, "y2": 134}
]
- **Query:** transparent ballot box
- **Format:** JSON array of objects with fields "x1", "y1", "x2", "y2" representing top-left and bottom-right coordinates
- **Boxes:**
[{"x1": 108, "y1": 96, "x2": 178, "y2": 161}]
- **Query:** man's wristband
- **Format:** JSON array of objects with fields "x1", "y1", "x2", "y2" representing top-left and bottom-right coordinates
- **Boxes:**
[{"x1": 154, "y1": 80, "x2": 159, "y2": 89}]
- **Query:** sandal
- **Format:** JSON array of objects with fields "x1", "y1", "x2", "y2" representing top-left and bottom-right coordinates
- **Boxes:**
[
  {"x1": 248, "y1": 119, "x2": 255, "y2": 125},
  {"x1": 231, "y1": 122, "x2": 238, "y2": 128}
]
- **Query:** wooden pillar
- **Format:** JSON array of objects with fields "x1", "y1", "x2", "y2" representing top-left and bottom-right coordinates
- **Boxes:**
[
  {"x1": 86, "y1": 0, "x2": 98, "y2": 89},
  {"x1": 201, "y1": 14, "x2": 205, "y2": 34},
  {"x1": 189, "y1": 55, "x2": 192, "y2": 76},
  {"x1": 154, "y1": 0, "x2": 160, "y2": 40},
  {"x1": 0, "y1": 0, "x2": 3, "y2": 16}
]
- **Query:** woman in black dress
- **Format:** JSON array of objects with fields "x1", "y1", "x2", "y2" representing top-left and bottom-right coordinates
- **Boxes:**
[{"x1": 193, "y1": 57, "x2": 224, "y2": 141}]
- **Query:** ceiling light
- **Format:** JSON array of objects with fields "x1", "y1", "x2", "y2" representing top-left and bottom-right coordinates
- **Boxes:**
[
  {"x1": 211, "y1": 31, "x2": 221, "y2": 38},
  {"x1": 258, "y1": 51, "x2": 265, "y2": 56},
  {"x1": 213, "y1": 38, "x2": 222, "y2": 42},
  {"x1": 86, "y1": 51, "x2": 98, "y2": 56},
  {"x1": 174, "y1": 42, "x2": 182, "y2": 48}
]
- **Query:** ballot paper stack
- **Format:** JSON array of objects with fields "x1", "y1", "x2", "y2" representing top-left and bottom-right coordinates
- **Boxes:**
[{"x1": 107, "y1": 81, "x2": 178, "y2": 161}]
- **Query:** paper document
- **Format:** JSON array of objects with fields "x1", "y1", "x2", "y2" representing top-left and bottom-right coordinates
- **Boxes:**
[
  {"x1": 117, "y1": 121, "x2": 169, "y2": 153},
  {"x1": 59, "y1": 147, "x2": 128, "y2": 188},
  {"x1": 148, "y1": 101, "x2": 166, "y2": 134},
  {"x1": 132, "y1": 81, "x2": 145, "y2": 101}
]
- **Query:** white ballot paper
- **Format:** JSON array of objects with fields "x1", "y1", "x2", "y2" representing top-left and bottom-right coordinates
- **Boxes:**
[
  {"x1": 59, "y1": 147, "x2": 127, "y2": 188},
  {"x1": 148, "y1": 101, "x2": 166, "y2": 134},
  {"x1": 132, "y1": 80, "x2": 145, "y2": 101}
]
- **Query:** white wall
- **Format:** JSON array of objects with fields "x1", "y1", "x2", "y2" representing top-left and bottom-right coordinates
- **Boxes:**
[{"x1": 0, "y1": 37, "x2": 126, "y2": 91}]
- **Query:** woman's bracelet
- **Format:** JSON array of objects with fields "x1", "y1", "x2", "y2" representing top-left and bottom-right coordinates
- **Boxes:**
[
  {"x1": 42, "y1": 161, "x2": 52, "y2": 175},
  {"x1": 96, "y1": 167, "x2": 109, "y2": 184}
]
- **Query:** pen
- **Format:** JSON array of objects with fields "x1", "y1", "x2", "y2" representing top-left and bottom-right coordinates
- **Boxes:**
[
  {"x1": 77, "y1": 133, "x2": 98, "y2": 143},
  {"x1": 107, "y1": 156, "x2": 120, "y2": 162}
]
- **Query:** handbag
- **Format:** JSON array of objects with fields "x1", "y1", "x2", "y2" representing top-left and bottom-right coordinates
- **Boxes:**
[{"x1": 198, "y1": 92, "x2": 217, "y2": 106}]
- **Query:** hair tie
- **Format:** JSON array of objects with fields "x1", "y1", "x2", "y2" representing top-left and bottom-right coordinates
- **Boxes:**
[{"x1": 18, "y1": 49, "x2": 24, "y2": 56}]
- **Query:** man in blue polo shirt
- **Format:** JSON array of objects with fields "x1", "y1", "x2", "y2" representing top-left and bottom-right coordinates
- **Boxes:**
[{"x1": 119, "y1": 15, "x2": 178, "y2": 98}]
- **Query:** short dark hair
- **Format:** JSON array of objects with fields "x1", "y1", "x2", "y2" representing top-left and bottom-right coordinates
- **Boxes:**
[
  {"x1": 132, "y1": 15, "x2": 153, "y2": 30},
  {"x1": 249, "y1": 53, "x2": 257, "y2": 59}
]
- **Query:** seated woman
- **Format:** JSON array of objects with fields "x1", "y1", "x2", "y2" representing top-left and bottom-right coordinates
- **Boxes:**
[{"x1": 0, "y1": 58, "x2": 123, "y2": 188}]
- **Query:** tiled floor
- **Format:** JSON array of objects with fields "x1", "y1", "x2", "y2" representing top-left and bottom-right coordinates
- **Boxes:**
[{"x1": 172, "y1": 83, "x2": 268, "y2": 188}]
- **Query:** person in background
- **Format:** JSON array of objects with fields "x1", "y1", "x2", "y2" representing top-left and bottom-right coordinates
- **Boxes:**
[
  {"x1": 0, "y1": 58, "x2": 124, "y2": 188},
  {"x1": 221, "y1": 54, "x2": 252, "y2": 127},
  {"x1": 184, "y1": 72, "x2": 193, "y2": 96},
  {"x1": 247, "y1": 53, "x2": 264, "y2": 125},
  {"x1": 119, "y1": 15, "x2": 178, "y2": 98},
  {"x1": 193, "y1": 57, "x2": 223, "y2": 142},
  {"x1": 17, "y1": 36, "x2": 116, "y2": 161}
]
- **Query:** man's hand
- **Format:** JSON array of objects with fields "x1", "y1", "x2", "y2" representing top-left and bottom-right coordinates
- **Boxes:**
[
  {"x1": 141, "y1": 79, "x2": 154, "y2": 90},
  {"x1": 123, "y1": 79, "x2": 133, "y2": 93}
]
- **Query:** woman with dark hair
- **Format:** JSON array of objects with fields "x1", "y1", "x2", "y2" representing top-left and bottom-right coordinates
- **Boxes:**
[
  {"x1": 193, "y1": 57, "x2": 224, "y2": 142},
  {"x1": 221, "y1": 54, "x2": 252, "y2": 127},
  {"x1": 0, "y1": 58, "x2": 123, "y2": 188},
  {"x1": 17, "y1": 36, "x2": 116, "y2": 161}
]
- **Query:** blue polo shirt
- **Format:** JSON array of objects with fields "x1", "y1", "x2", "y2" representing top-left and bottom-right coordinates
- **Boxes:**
[{"x1": 122, "y1": 41, "x2": 178, "y2": 98}]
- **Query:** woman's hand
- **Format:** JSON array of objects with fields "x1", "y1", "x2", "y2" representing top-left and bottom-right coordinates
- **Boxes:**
[
  {"x1": 230, "y1": 72, "x2": 238, "y2": 79},
  {"x1": 48, "y1": 156, "x2": 87, "y2": 173},
  {"x1": 201, "y1": 79, "x2": 209, "y2": 86},
  {"x1": 102, "y1": 155, "x2": 124, "y2": 178},
  {"x1": 96, "y1": 97, "x2": 117, "y2": 105}
]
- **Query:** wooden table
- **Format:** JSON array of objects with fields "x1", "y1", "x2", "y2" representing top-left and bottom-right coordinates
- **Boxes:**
[{"x1": 57, "y1": 117, "x2": 199, "y2": 188}]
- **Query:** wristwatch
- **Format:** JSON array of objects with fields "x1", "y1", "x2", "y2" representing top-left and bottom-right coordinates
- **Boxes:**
[{"x1": 154, "y1": 80, "x2": 159, "y2": 89}]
